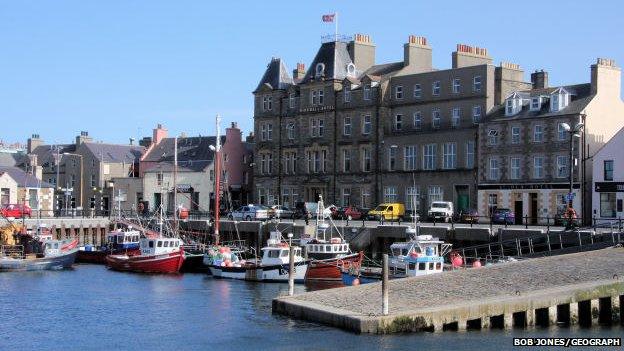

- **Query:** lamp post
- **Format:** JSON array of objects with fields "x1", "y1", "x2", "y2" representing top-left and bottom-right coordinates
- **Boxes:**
[
  {"x1": 63, "y1": 152, "x2": 83, "y2": 211},
  {"x1": 560, "y1": 122, "x2": 584, "y2": 208}
]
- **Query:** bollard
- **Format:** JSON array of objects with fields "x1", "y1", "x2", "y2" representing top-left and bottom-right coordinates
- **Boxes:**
[
  {"x1": 382, "y1": 253, "x2": 389, "y2": 316},
  {"x1": 288, "y1": 245, "x2": 295, "y2": 296},
  {"x1": 525, "y1": 215, "x2": 528, "y2": 229}
]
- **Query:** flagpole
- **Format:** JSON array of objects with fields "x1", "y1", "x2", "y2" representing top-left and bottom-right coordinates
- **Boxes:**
[{"x1": 335, "y1": 12, "x2": 338, "y2": 41}]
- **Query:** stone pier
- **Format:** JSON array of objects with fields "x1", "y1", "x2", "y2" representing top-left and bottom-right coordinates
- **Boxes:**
[{"x1": 273, "y1": 247, "x2": 624, "y2": 333}]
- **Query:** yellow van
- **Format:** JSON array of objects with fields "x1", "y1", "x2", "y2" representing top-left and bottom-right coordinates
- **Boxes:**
[{"x1": 367, "y1": 203, "x2": 406, "y2": 221}]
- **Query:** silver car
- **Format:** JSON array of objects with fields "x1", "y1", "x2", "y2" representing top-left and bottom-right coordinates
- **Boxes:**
[
  {"x1": 228, "y1": 205, "x2": 270, "y2": 221},
  {"x1": 270, "y1": 205, "x2": 295, "y2": 219}
]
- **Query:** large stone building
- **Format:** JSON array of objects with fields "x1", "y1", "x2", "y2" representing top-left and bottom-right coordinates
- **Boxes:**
[
  {"x1": 592, "y1": 127, "x2": 624, "y2": 221},
  {"x1": 478, "y1": 59, "x2": 624, "y2": 223},
  {"x1": 253, "y1": 34, "x2": 529, "y2": 213}
]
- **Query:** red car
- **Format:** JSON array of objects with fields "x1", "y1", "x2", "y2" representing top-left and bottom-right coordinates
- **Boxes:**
[
  {"x1": 1, "y1": 204, "x2": 32, "y2": 218},
  {"x1": 343, "y1": 206, "x2": 363, "y2": 220}
]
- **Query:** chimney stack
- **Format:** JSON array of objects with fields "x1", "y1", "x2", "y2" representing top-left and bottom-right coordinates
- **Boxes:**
[
  {"x1": 348, "y1": 34, "x2": 376, "y2": 72},
  {"x1": 75, "y1": 131, "x2": 92, "y2": 145},
  {"x1": 531, "y1": 70, "x2": 548, "y2": 89},
  {"x1": 452, "y1": 44, "x2": 492, "y2": 68},
  {"x1": 152, "y1": 123, "x2": 168, "y2": 145},
  {"x1": 27, "y1": 134, "x2": 43, "y2": 154},
  {"x1": 402, "y1": 35, "x2": 432, "y2": 73},
  {"x1": 591, "y1": 58, "x2": 620, "y2": 97},
  {"x1": 293, "y1": 63, "x2": 306, "y2": 80}
]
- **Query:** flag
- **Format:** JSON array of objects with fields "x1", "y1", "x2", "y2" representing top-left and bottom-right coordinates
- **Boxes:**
[{"x1": 322, "y1": 13, "x2": 335, "y2": 22}]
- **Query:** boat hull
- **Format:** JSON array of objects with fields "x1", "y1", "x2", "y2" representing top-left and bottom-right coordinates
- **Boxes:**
[
  {"x1": 106, "y1": 251, "x2": 185, "y2": 274},
  {"x1": 0, "y1": 250, "x2": 78, "y2": 272},
  {"x1": 341, "y1": 271, "x2": 381, "y2": 286},
  {"x1": 181, "y1": 252, "x2": 208, "y2": 273},
  {"x1": 209, "y1": 261, "x2": 309, "y2": 283},
  {"x1": 76, "y1": 250, "x2": 108, "y2": 264},
  {"x1": 305, "y1": 252, "x2": 363, "y2": 282}
]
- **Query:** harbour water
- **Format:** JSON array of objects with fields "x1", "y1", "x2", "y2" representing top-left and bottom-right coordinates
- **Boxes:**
[{"x1": 0, "y1": 265, "x2": 620, "y2": 351}]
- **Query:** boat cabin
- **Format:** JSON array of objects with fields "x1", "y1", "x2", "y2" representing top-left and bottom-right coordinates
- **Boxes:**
[
  {"x1": 260, "y1": 245, "x2": 303, "y2": 266},
  {"x1": 107, "y1": 230, "x2": 141, "y2": 250},
  {"x1": 389, "y1": 235, "x2": 451, "y2": 277},
  {"x1": 139, "y1": 237, "x2": 183, "y2": 256}
]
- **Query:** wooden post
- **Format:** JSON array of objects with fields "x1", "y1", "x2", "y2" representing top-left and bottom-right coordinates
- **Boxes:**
[
  {"x1": 382, "y1": 253, "x2": 389, "y2": 316},
  {"x1": 288, "y1": 245, "x2": 295, "y2": 296}
]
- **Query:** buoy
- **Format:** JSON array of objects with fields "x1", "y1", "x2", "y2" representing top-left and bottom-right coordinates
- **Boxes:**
[
  {"x1": 352, "y1": 278, "x2": 360, "y2": 286},
  {"x1": 409, "y1": 252, "x2": 419, "y2": 258},
  {"x1": 451, "y1": 253, "x2": 463, "y2": 268},
  {"x1": 472, "y1": 260, "x2": 482, "y2": 268}
]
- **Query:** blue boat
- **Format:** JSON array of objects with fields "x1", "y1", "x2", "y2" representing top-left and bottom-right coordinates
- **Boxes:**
[
  {"x1": 389, "y1": 233, "x2": 451, "y2": 278},
  {"x1": 341, "y1": 268, "x2": 381, "y2": 286}
]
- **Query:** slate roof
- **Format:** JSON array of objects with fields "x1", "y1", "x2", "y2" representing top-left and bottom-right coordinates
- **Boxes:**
[
  {"x1": 254, "y1": 58, "x2": 294, "y2": 92},
  {"x1": 301, "y1": 41, "x2": 354, "y2": 83},
  {"x1": 30, "y1": 144, "x2": 76, "y2": 168},
  {"x1": 0, "y1": 151, "x2": 29, "y2": 168},
  {"x1": 487, "y1": 83, "x2": 593, "y2": 121},
  {"x1": 0, "y1": 166, "x2": 54, "y2": 188},
  {"x1": 142, "y1": 136, "x2": 225, "y2": 172},
  {"x1": 83, "y1": 143, "x2": 144, "y2": 163},
  {"x1": 363, "y1": 62, "x2": 404, "y2": 77}
]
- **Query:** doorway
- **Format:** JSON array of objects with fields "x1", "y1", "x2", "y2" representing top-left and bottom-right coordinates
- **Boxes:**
[
  {"x1": 514, "y1": 200, "x2": 523, "y2": 225},
  {"x1": 530, "y1": 193, "x2": 538, "y2": 224}
]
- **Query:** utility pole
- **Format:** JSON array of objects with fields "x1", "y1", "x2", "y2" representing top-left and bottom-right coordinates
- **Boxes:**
[{"x1": 214, "y1": 114, "x2": 222, "y2": 245}]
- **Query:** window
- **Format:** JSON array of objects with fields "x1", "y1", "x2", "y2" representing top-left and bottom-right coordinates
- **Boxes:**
[
  {"x1": 342, "y1": 149, "x2": 351, "y2": 172},
  {"x1": 530, "y1": 97, "x2": 540, "y2": 111},
  {"x1": 388, "y1": 147, "x2": 397, "y2": 171},
  {"x1": 341, "y1": 188, "x2": 351, "y2": 207},
  {"x1": 289, "y1": 93, "x2": 295, "y2": 108},
  {"x1": 406, "y1": 187, "x2": 420, "y2": 212},
  {"x1": 533, "y1": 156, "x2": 544, "y2": 179},
  {"x1": 395, "y1": 86, "x2": 403, "y2": 100},
  {"x1": 363, "y1": 84, "x2": 371, "y2": 100},
  {"x1": 505, "y1": 99, "x2": 514, "y2": 115},
  {"x1": 442, "y1": 143, "x2": 457, "y2": 169},
  {"x1": 343, "y1": 87, "x2": 351, "y2": 103},
  {"x1": 600, "y1": 193, "x2": 617, "y2": 218},
  {"x1": 557, "y1": 123, "x2": 567, "y2": 141},
  {"x1": 432, "y1": 109, "x2": 441, "y2": 129},
  {"x1": 473, "y1": 76, "x2": 482, "y2": 92},
  {"x1": 604, "y1": 160, "x2": 614, "y2": 181},
  {"x1": 362, "y1": 115, "x2": 372, "y2": 135},
  {"x1": 260, "y1": 124, "x2": 267, "y2": 141},
  {"x1": 488, "y1": 130, "x2": 499, "y2": 146},
  {"x1": 343, "y1": 117, "x2": 352, "y2": 136},
  {"x1": 287, "y1": 123, "x2": 295, "y2": 140},
  {"x1": 362, "y1": 148, "x2": 371, "y2": 172},
  {"x1": 318, "y1": 119, "x2": 324, "y2": 136},
  {"x1": 311, "y1": 90, "x2": 318, "y2": 105},
  {"x1": 315, "y1": 63, "x2": 325, "y2": 77},
  {"x1": 2, "y1": 188, "x2": 10, "y2": 205},
  {"x1": 465, "y1": 141, "x2": 475, "y2": 169},
  {"x1": 384, "y1": 186, "x2": 398, "y2": 203},
  {"x1": 423, "y1": 144, "x2": 437, "y2": 170},
  {"x1": 452, "y1": 78, "x2": 461, "y2": 93},
  {"x1": 533, "y1": 125, "x2": 544, "y2": 142},
  {"x1": 318, "y1": 90, "x2": 324, "y2": 105},
  {"x1": 394, "y1": 114, "x2": 402, "y2": 130},
  {"x1": 510, "y1": 157, "x2": 521, "y2": 180},
  {"x1": 432, "y1": 81, "x2": 440, "y2": 96},
  {"x1": 404, "y1": 146, "x2": 417, "y2": 171},
  {"x1": 70, "y1": 174, "x2": 76, "y2": 187},
  {"x1": 29, "y1": 189, "x2": 38, "y2": 209},
  {"x1": 488, "y1": 158, "x2": 500, "y2": 180},
  {"x1": 413, "y1": 111, "x2": 422, "y2": 130},
  {"x1": 472, "y1": 105, "x2": 482, "y2": 124},
  {"x1": 90, "y1": 174, "x2": 96, "y2": 187},
  {"x1": 511, "y1": 126, "x2": 520, "y2": 144},
  {"x1": 267, "y1": 124, "x2": 273, "y2": 141},
  {"x1": 451, "y1": 108, "x2": 461, "y2": 127},
  {"x1": 487, "y1": 194, "x2": 498, "y2": 215},
  {"x1": 556, "y1": 156, "x2": 568, "y2": 178},
  {"x1": 428, "y1": 186, "x2": 443, "y2": 205},
  {"x1": 361, "y1": 188, "x2": 371, "y2": 208},
  {"x1": 262, "y1": 96, "x2": 272, "y2": 111},
  {"x1": 310, "y1": 119, "x2": 320, "y2": 137},
  {"x1": 413, "y1": 84, "x2": 421, "y2": 98}
]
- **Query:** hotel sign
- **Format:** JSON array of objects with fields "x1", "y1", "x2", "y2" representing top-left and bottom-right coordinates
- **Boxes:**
[
  {"x1": 595, "y1": 182, "x2": 624, "y2": 192},
  {"x1": 299, "y1": 105, "x2": 335, "y2": 113}
]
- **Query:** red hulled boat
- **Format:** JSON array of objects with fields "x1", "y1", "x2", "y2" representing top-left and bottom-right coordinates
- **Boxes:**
[
  {"x1": 305, "y1": 251, "x2": 363, "y2": 281},
  {"x1": 106, "y1": 237, "x2": 185, "y2": 274}
]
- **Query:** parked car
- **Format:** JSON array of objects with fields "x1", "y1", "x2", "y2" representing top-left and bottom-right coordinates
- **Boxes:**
[
  {"x1": 459, "y1": 209, "x2": 479, "y2": 223},
  {"x1": 403, "y1": 210, "x2": 420, "y2": 223},
  {"x1": 294, "y1": 202, "x2": 320, "y2": 219},
  {"x1": 1, "y1": 204, "x2": 32, "y2": 219},
  {"x1": 228, "y1": 205, "x2": 271, "y2": 221},
  {"x1": 427, "y1": 201, "x2": 454, "y2": 222},
  {"x1": 327, "y1": 205, "x2": 342, "y2": 219},
  {"x1": 492, "y1": 208, "x2": 515, "y2": 225},
  {"x1": 270, "y1": 205, "x2": 295, "y2": 219},
  {"x1": 367, "y1": 203, "x2": 406, "y2": 221},
  {"x1": 343, "y1": 206, "x2": 364, "y2": 220}
]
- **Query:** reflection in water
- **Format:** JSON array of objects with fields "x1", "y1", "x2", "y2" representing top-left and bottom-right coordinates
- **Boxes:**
[{"x1": 0, "y1": 265, "x2": 621, "y2": 351}]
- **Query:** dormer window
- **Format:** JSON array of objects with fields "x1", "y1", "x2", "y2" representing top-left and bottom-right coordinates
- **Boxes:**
[
  {"x1": 505, "y1": 93, "x2": 522, "y2": 116},
  {"x1": 315, "y1": 63, "x2": 326, "y2": 78},
  {"x1": 550, "y1": 88, "x2": 570, "y2": 112},
  {"x1": 530, "y1": 97, "x2": 541, "y2": 111},
  {"x1": 346, "y1": 63, "x2": 356, "y2": 77}
]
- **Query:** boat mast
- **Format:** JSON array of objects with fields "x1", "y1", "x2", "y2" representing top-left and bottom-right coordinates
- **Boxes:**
[
  {"x1": 173, "y1": 136, "x2": 178, "y2": 237},
  {"x1": 214, "y1": 114, "x2": 222, "y2": 245}
]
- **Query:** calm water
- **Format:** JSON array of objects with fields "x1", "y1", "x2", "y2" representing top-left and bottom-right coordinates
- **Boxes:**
[{"x1": 0, "y1": 265, "x2": 620, "y2": 351}]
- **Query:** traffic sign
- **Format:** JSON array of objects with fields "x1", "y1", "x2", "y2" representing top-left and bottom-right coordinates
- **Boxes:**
[{"x1": 565, "y1": 193, "x2": 575, "y2": 202}]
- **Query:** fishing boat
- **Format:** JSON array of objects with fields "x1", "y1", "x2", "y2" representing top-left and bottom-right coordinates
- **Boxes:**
[
  {"x1": 208, "y1": 231, "x2": 309, "y2": 283},
  {"x1": 106, "y1": 237, "x2": 185, "y2": 274},
  {"x1": 341, "y1": 267, "x2": 382, "y2": 286},
  {"x1": 0, "y1": 238, "x2": 79, "y2": 271},
  {"x1": 77, "y1": 229, "x2": 141, "y2": 264},
  {"x1": 388, "y1": 228, "x2": 452, "y2": 278}
]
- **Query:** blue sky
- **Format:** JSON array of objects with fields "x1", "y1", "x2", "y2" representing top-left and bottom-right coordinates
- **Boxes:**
[{"x1": 1, "y1": 1, "x2": 623, "y2": 145}]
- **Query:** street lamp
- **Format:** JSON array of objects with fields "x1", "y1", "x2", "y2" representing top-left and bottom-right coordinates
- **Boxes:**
[
  {"x1": 560, "y1": 122, "x2": 584, "y2": 208},
  {"x1": 63, "y1": 152, "x2": 84, "y2": 211}
]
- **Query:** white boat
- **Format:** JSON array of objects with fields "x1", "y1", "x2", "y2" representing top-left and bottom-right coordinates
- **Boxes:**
[
  {"x1": 208, "y1": 231, "x2": 309, "y2": 283},
  {"x1": 388, "y1": 228, "x2": 452, "y2": 278},
  {"x1": 0, "y1": 238, "x2": 79, "y2": 271}
]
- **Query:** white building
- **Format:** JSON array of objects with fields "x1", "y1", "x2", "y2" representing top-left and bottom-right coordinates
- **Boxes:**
[{"x1": 592, "y1": 127, "x2": 624, "y2": 220}]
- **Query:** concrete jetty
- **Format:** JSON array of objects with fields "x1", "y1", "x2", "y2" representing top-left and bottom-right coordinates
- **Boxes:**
[{"x1": 273, "y1": 247, "x2": 624, "y2": 333}]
